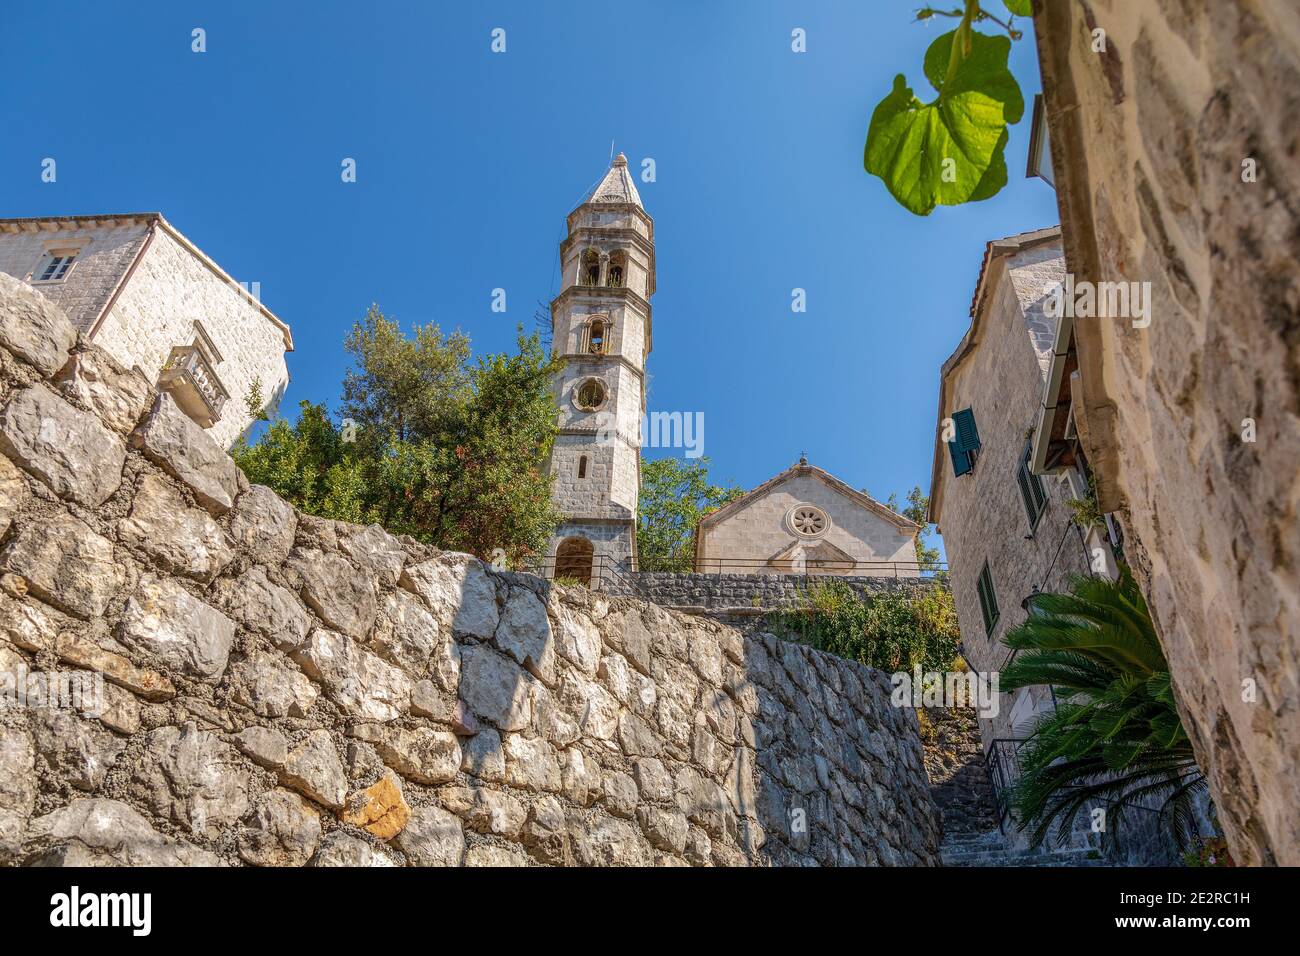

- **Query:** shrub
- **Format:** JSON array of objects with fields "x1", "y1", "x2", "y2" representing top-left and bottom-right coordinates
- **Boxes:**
[{"x1": 766, "y1": 580, "x2": 960, "y2": 673}]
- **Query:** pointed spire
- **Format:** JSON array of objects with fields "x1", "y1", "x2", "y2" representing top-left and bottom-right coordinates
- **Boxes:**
[{"x1": 587, "y1": 152, "x2": 642, "y2": 207}]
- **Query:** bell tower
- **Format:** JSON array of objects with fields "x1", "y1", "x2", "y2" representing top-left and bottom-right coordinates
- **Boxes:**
[{"x1": 546, "y1": 153, "x2": 654, "y2": 580}]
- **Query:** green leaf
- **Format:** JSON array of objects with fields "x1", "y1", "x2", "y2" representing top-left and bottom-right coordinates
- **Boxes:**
[
  {"x1": 864, "y1": 29, "x2": 1024, "y2": 215},
  {"x1": 1004, "y1": 0, "x2": 1033, "y2": 17}
]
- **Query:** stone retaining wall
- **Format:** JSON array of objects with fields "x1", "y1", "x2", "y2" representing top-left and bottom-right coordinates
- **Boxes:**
[
  {"x1": 618, "y1": 572, "x2": 942, "y2": 610},
  {"x1": 0, "y1": 274, "x2": 941, "y2": 867},
  {"x1": 1033, "y1": 0, "x2": 1300, "y2": 865}
]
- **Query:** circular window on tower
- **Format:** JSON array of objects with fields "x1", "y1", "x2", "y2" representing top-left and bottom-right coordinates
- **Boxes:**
[
  {"x1": 573, "y1": 377, "x2": 608, "y2": 412},
  {"x1": 788, "y1": 503, "x2": 829, "y2": 538}
]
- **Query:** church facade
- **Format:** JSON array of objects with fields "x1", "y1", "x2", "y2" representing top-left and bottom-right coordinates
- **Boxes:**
[{"x1": 694, "y1": 459, "x2": 922, "y2": 575}]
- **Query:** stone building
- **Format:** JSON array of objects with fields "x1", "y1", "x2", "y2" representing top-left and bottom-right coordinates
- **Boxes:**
[
  {"x1": 694, "y1": 458, "x2": 920, "y2": 575},
  {"x1": 1029, "y1": 0, "x2": 1300, "y2": 865},
  {"x1": 928, "y1": 228, "x2": 1121, "y2": 773},
  {"x1": 0, "y1": 213, "x2": 293, "y2": 449},
  {"x1": 544, "y1": 155, "x2": 653, "y2": 582}
]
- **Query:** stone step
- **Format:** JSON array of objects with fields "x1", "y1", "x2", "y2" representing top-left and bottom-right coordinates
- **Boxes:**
[{"x1": 941, "y1": 846, "x2": 1106, "y2": 867}]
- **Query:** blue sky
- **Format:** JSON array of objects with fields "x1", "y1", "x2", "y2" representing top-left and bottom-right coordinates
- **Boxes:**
[{"x1": 2, "y1": 1, "x2": 1057, "y2": 528}]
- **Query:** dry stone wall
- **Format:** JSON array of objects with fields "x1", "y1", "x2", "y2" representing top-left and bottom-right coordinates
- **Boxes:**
[
  {"x1": 0, "y1": 274, "x2": 941, "y2": 867},
  {"x1": 621, "y1": 572, "x2": 940, "y2": 611}
]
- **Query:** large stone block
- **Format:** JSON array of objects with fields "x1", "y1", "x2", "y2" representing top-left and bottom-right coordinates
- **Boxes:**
[
  {"x1": 128, "y1": 724, "x2": 250, "y2": 839},
  {"x1": 228, "y1": 484, "x2": 296, "y2": 566},
  {"x1": 53, "y1": 345, "x2": 154, "y2": 436},
  {"x1": 279, "y1": 730, "x2": 348, "y2": 810},
  {"x1": 291, "y1": 628, "x2": 411, "y2": 722},
  {"x1": 238, "y1": 789, "x2": 322, "y2": 867},
  {"x1": 349, "y1": 723, "x2": 461, "y2": 786},
  {"x1": 119, "y1": 575, "x2": 235, "y2": 681},
  {"x1": 0, "y1": 456, "x2": 26, "y2": 540},
  {"x1": 118, "y1": 473, "x2": 234, "y2": 581},
  {"x1": 286, "y1": 547, "x2": 377, "y2": 640},
  {"x1": 0, "y1": 272, "x2": 77, "y2": 376},
  {"x1": 400, "y1": 554, "x2": 499, "y2": 639},
  {"x1": 21, "y1": 798, "x2": 223, "y2": 867},
  {"x1": 458, "y1": 644, "x2": 532, "y2": 732},
  {"x1": 395, "y1": 803, "x2": 464, "y2": 866},
  {"x1": 213, "y1": 566, "x2": 311, "y2": 652},
  {"x1": 0, "y1": 728, "x2": 35, "y2": 863},
  {"x1": 132, "y1": 392, "x2": 240, "y2": 514},
  {"x1": 28, "y1": 708, "x2": 126, "y2": 792},
  {"x1": 0, "y1": 383, "x2": 125, "y2": 506},
  {"x1": 1, "y1": 512, "x2": 122, "y2": 619},
  {"x1": 227, "y1": 648, "x2": 318, "y2": 718}
]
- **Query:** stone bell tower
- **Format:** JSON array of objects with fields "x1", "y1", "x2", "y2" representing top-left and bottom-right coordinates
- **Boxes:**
[{"x1": 545, "y1": 153, "x2": 654, "y2": 580}]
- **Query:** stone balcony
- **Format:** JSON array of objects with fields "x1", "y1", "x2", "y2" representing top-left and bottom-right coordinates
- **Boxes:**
[{"x1": 157, "y1": 345, "x2": 228, "y2": 429}]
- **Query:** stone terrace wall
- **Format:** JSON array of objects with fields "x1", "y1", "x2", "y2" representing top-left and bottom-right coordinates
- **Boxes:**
[
  {"x1": 0, "y1": 275, "x2": 941, "y2": 867},
  {"x1": 1034, "y1": 0, "x2": 1300, "y2": 865},
  {"x1": 621, "y1": 572, "x2": 941, "y2": 611}
]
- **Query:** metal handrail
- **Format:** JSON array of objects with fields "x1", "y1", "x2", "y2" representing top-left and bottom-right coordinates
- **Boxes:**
[
  {"x1": 985, "y1": 737, "x2": 1028, "y2": 831},
  {"x1": 684, "y1": 557, "x2": 948, "y2": 578},
  {"x1": 523, "y1": 553, "x2": 645, "y2": 596}
]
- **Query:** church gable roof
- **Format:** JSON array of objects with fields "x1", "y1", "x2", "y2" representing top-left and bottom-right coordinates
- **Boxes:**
[{"x1": 697, "y1": 461, "x2": 920, "y2": 534}]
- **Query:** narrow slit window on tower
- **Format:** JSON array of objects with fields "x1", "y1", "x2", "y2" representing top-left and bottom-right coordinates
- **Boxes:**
[
  {"x1": 587, "y1": 319, "x2": 606, "y2": 354},
  {"x1": 578, "y1": 455, "x2": 588, "y2": 478},
  {"x1": 607, "y1": 251, "x2": 625, "y2": 288},
  {"x1": 583, "y1": 250, "x2": 600, "y2": 286}
]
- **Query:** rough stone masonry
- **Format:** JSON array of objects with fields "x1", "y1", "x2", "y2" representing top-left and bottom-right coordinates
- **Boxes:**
[{"x1": 0, "y1": 273, "x2": 941, "y2": 867}]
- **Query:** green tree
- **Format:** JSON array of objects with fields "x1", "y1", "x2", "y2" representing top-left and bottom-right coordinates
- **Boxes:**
[
  {"x1": 863, "y1": 0, "x2": 1029, "y2": 215},
  {"x1": 875, "y1": 485, "x2": 943, "y2": 570},
  {"x1": 1000, "y1": 567, "x2": 1207, "y2": 851},
  {"x1": 233, "y1": 307, "x2": 563, "y2": 564},
  {"x1": 637, "y1": 457, "x2": 744, "y2": 572}
]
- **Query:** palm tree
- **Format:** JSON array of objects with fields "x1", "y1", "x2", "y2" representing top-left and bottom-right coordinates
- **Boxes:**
[{"x1": 1000, "y1": 566, "x2": 1207, "y2": 851}]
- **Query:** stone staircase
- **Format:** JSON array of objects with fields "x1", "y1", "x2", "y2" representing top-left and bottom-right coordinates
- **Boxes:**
[
  {"x1": 921, "y1": 704, "x2": 1113, "y2": 867},
  {"x1": 940, "y1": 828, "x2": 1107, "y2": 867}
]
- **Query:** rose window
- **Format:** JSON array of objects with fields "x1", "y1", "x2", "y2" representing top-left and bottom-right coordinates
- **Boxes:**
[{"x1": 790, "y1": 505, "x2": 828, "y2": 537}]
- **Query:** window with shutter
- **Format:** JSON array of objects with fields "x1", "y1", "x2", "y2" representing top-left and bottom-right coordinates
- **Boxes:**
[
  {"x1": 947, "y1": 407, "x2": 982, "y2": 477},
  {"x1": 1016, "y1": 444, "x2": 1048, "y2": 528},
  {"x1": 976, "y1": 561, "x2": 999, "y2": 636}
]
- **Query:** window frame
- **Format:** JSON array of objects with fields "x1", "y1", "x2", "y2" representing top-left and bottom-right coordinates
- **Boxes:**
[
  {"x1": 976, "y1": 560, "x2": 1000, "y2": 637},
  {"x1": 32, "y1": 249, "x2": 80, "y2": 284},
  {"x1": 1016, "y1": 442, "x2": 1049, "y2": 530}
]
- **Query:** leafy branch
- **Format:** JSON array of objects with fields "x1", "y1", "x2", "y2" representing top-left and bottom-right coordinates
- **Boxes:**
[{"x1": 863, "y1": 0, "x2": 1029, "y2": 215}]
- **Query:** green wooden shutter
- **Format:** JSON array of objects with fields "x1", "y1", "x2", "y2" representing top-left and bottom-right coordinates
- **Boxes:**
[
  {"x1": 949, "y1": 438, "x2": 973, "y2": 477},
  {"x1": 1016, "y1": 459, "x2": 1037, "y2": 523},
  {"x1": 948, "y1": 407, "x2": 981, "y2": 477},
  {"x1": 954, "y1": 408, "x2": 981, "y2": 452}
]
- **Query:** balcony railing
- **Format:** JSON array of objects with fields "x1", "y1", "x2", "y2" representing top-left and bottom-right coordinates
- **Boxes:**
[{"x1": 158, "y1": 345, "x2": 229, "y2": 428}]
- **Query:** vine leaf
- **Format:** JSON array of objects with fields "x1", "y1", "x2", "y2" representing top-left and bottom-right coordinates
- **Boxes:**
[
  {"x1": 864, "y1": 29, "x2": 1024, "y2": 215},
  {"x1": 1003, "y1": 0, "x2": 1033, "y2": 17}
]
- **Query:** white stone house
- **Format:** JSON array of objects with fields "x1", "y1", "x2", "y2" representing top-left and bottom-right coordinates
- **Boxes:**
[
  {"x1": 693, "y1": 459, "x2": 921, "y2": 575},
  {"x1": 0, "y1": 213, "x2": 293, "y2": 448},
  {"x1": 927, "y1": 227, "x2": 1122, "y2": 808}
]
